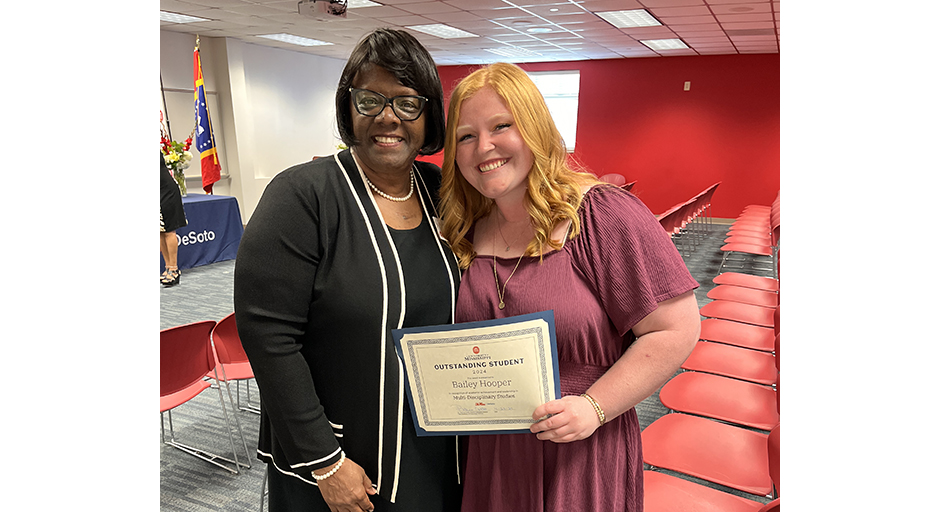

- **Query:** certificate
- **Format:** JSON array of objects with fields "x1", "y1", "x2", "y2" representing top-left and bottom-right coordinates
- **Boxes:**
[{"x1": 392, "y1": 310, "x2": 559, "y2": 436}]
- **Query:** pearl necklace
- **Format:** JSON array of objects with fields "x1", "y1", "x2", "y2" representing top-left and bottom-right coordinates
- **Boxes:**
[{"x1": 365, "y1": 170, "x2": 415, "y2": 202}]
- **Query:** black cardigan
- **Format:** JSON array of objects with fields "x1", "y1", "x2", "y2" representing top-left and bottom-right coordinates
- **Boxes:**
[{"x1": 234, "y1": 150, "x2": 461, "y2": 501}]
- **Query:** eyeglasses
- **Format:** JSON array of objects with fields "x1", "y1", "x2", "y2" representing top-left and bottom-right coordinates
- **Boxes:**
[{"x1": 349, "y1": 88, "x2": 428, "y2": 122}]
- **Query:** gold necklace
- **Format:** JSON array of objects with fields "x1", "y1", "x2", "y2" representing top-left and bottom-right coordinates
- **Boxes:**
[
  {"x1": 492, "y1": 214, "x2": 527, "y2": 310},
  {"x1": 495, "y1": 216, "x2": 515, "y2": 252}
]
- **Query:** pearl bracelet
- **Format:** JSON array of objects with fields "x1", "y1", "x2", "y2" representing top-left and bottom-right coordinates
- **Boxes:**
[
  {"x1": 581, "y1": 393, "x2": 606, "y2": 426},
  {"x1": 312, "y1": 452, "x2": 346, "y2": 481}
]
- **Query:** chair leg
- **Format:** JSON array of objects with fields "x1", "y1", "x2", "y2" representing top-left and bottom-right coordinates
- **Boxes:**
[
  {"x1": 260, "y1": 465, "x2": 268, "y2": 512},
  {"x1": 220, "y1": 376, "x2": 254, "y2": 467},
  {"x1": 237, "y1": 379, "x2": 262, "y2": 414},
  {"x1": 161, "y1": 400, "x2": 245, "y2": 474}
]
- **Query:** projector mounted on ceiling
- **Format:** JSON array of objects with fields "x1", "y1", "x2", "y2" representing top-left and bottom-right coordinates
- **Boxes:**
[{"x1": 298, "y1": 0, "x2": 347, "y2": 20}]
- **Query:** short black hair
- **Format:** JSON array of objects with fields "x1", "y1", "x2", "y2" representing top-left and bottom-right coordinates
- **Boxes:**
[{"x1": 335, "y1": 28, "x2": 445, "y2": 155}]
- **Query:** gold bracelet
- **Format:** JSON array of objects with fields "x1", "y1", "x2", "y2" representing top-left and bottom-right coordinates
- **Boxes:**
[{"x1": 581, "y1": 393, "x2": 606, "y2": 426}]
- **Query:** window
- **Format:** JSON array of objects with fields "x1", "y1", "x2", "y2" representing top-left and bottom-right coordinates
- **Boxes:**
[{"x1": 526, "y1": 70, "x2": 580, "y2": 152}]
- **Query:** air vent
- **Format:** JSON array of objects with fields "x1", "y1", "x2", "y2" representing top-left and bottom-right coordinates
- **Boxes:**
[{"x1": 725, "y1": 29, "x2": 776, "y2": 37}]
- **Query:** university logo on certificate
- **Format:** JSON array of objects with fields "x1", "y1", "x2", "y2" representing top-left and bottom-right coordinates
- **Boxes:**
[{"x1": 392, "y1": 310, "x2": 560, "y2": 436}]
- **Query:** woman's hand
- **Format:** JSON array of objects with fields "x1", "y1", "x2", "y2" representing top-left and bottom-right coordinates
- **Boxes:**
[
  {"x1": 529, "y1": 395, "x2": 601, "y2": 443},
  {"x1": 315, "y1": 458, "x2": 377, "y2": 512}
]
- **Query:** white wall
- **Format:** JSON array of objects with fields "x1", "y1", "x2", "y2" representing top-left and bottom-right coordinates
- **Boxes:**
[{"x1": 160, "y1": 31, "x2": 347, "y2": 222}]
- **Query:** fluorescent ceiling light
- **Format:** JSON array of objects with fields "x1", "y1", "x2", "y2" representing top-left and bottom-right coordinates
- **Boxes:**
[
  {"x1": 527, "y1": 27, "x2": 552, "y2": 34},
  {"x1": 160, "y1": 11, "x2": 210, "y2": 24},
  {"x1": 346, "y1": 0, "x2": 382, "y2": 7},
  {"x1": 595, "y1": 9, "x2": 661, "y2": 28},
  {"x1": 258, "y1": 33, "x2": 333, "y2": 47},
  {"x1": 407, "y1": 24, "x2": 478, "y2": 39},
  {"x1": 641, "y1": 39, "x2": 689, "y2": 50},
  {"x1": 485, "y1": 47, "x2": 542, "y2": 58}
]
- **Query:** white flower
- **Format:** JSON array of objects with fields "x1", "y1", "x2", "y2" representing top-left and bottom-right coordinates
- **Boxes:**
[{"x1": 182, "y1": 151, "x2": 193, "y2": 162}]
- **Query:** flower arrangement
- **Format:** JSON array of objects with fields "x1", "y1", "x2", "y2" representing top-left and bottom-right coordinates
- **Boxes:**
[{"x1": 160, "y1": 112, "x2": 195, "y2": 196}]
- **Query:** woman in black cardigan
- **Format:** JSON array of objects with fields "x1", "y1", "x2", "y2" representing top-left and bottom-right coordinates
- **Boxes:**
[{"x1": 234, "y1": 29, "x2": 460, "y2": 512}]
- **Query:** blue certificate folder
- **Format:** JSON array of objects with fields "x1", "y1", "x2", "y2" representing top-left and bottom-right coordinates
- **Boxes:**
[{"x1": 392, "y1": 310, "x2": 560, "y2": 437}]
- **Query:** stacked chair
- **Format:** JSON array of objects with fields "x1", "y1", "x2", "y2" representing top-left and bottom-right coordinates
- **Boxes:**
[
  {"x1": 161, "y1": 313, "x2": 259, "y2": 475},
  {"x1": 160, "y1": 320, "x2": 252, "y2": 474},
  {"x1": 643, "y1": 192, "x2": 781, "y2": 511},
  {"x1": 656, "y1": 182, "x2": 721, "y2": 257},
  {"x1": 718, "y1": 192, "x2": 780, "y2": 278},
  {"x1": 211, "y1": 312, "x2": 261, "y2": 414}
]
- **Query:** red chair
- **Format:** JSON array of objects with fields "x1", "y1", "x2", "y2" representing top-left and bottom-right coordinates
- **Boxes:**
[
  {"x1": 713, "y1": 272, "x2": 779, "y2": 292},
  {"x1": 598, "y1": 173, "x2": 626, "y2": 186},
  {"x1": 658, "y1": 371, "x2": 778, "y2": 431},
  {"x1": 210, "y1": 312, "x2": 260, "y2": 414},
  {"x1": 161, "y1": 320, "x2": 250, "y2": 474},
  {"x1": 643, "y1": 413, "x2": 773, "y2": 496},
  {"x1": 706, "y1": 284, "x2": 779, "y2": 308},
  {"x1": 643, "y1": 470, "x2": 769, "y2": 512},
  {"x1": 644, "y1": 419, "x2": 780, "y2": 512},
  {"x1": 700, "y1": 300, "x2": 776, "y2": 328},
  {"x1": 699, "y1": 318, "x2": 775, "y2": 352},
  {"x1": 768, "y1": 423, "x2": 780, "y2": 496},
  {"x1": 681, "y1": 341, "x2": 778, "y2": 385}
]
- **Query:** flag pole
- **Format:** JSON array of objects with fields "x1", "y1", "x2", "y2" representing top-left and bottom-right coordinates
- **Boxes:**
[
  {"x1": 194, "y1": 35, "x2": 219, "y2": 167},
  {"x1": 160, "y1": 72, "x2": 172, "y2": 141}
]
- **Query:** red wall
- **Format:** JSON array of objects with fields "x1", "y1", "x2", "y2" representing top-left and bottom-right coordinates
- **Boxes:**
[{"x1": 425, "y1": 54, "x2": 779, "y2": 218}]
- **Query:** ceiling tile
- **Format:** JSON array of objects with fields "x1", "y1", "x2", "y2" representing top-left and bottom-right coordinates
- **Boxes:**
[
  {"x1": 637, "y1": 0, "x2": 709, "y2": 7},
  {"x1": 579, "y1": 0, "x2": 646, "y2": 11},
  {"x1": 395, "y1": 2, "x2": 462, "y2": 14},
  {"x1": 183, "y1": 0, "x2": 255, "y2": 7},
  {"x1": 715, "y1": 13, "x2": 774, "y2": 23},
  {"x1": 709, "y1": 2, "x2": 772, "y2": 14},
  {"x1": 720, "y1": 20, "x2": 775, "y2": 30},
  {"x1": 648, "y1": 5, "x2": 712, "y2": 16},
  {"x1": 658, "y1": 15, "x2": 718, "y2": 25},
  {"x1": 423, "y1": 11, "x2": 488, "y2": 23},
  {"x1": 161, "y1": 0, "x2": 777, "y2": 65}
]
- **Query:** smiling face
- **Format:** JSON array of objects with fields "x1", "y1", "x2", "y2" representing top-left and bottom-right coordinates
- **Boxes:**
[
  {"x1": 351, "y1": 65, "x2": 427, "y2": 176},
  {"x1": 454, "y1": 86, "x2": 534, "y2": 206}
]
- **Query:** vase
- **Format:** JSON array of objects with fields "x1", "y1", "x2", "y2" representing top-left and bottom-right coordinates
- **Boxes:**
[{"x1": 174, "y1": 169, "x2": 187, "y2": 197}]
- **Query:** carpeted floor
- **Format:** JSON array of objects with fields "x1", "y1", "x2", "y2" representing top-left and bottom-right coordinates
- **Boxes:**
[{"x1": 159, "y1": 216, "x2": 776, "y2": 511}]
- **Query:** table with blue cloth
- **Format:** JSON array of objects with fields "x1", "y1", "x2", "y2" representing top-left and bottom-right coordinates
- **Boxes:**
[{"x1": 160, "y1": 194, "x2": 244, "y2": 272}]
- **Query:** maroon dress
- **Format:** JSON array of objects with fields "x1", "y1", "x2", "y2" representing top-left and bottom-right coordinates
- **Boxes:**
[{"x1": 456, "y1": 185, "x2": 698, "y2": 512}]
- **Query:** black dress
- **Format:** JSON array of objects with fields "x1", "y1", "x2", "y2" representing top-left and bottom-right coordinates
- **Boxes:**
[
  {"x1": 160, "y1": 153, "x2": 187, "y2": 233},
  {"x1": 266, "y1": 214, "x2": 461, "y2": 512},
  {"x1": 234, "y1": 151, "x2": 462, "y2": 511}
]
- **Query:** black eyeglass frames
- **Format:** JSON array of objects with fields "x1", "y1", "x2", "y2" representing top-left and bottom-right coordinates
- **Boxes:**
[{"x1": 349, "y1": 88, "x2": 428, "y2": 122}]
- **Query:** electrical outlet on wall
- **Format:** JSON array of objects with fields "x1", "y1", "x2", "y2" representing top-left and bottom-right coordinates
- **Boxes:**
[{"x1": 684, "y1": 81, "x2": 691, "y2": 91}]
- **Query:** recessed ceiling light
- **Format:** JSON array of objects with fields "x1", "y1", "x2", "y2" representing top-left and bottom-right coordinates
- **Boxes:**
[
  {"x1": 595, "y1": 9, "x2": 661, "y2": 28},
  {"x1": 640, "y1": 38, "x2": 689, "y2": 50},
  {"x1": 406, "y1": 24, "x2": 478, "y2": 39},
  {"x1": 527, "y1": 27, "x2": 552, "y2": 34},
  {"x1": 258, "y1": 33, "x2": 333, "y2": 47},
  {"x1": 346, "y1": 0, "x2": 383, "y2": 7},
  {"x1": 160, "y1": 11, "x2": 210, "y2": 24},
  {"x1": 485, "y1": 47, "x2": 542, "y2": 58}
]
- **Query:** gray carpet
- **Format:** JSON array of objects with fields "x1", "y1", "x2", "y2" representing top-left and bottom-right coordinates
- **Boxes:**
[{"x1": 160, "y1": 216, "x2": 776, "y2": 511}]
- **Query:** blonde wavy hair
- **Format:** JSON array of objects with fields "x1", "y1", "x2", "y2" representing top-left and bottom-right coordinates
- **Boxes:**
[{"x1": 439, "y1": 62, "x2": 599, "y2": 269}]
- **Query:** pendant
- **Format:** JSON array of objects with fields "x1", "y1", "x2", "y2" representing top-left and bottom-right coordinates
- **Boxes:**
[
  {"x1": 498, "y1": 301, "x2": 505, "y2": 309},
  {"x1": 505, "y1": 245, "x2": 510, "y2": 252}
]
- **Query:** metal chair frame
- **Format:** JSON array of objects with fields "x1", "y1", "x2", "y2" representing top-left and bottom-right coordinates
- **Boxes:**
[{"x1": 161, "y1": 321, "x2": 251, "y2": 475}]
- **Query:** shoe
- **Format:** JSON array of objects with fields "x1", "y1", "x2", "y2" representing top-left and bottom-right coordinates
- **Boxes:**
[{"x1": 161, "y1": 268, "x2": 181, "y2": 287}]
